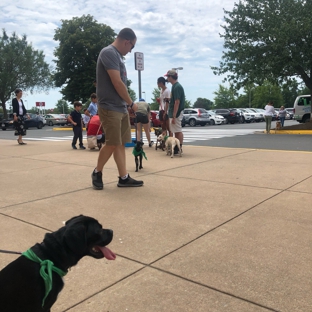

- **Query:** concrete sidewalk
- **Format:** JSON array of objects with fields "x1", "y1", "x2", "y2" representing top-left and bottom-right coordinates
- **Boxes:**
[{"x1": 0, "y1": 139, "x2": 311, "y2": 312}]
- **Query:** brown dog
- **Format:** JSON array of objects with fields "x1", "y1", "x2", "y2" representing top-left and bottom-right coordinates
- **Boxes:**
[{"x1": 275, "y1": 121, "x2": 281, "y2": 133}]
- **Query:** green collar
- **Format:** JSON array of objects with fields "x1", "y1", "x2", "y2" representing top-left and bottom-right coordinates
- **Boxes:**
[
  {"x1": 132, "y1": 147, "x2": 147, "y2": 160},
  {"x1": 22, "y1": 249, "x2": 67, "y2": 307},
  {"x1": 164, "y1": 135, "x2": 169, "y2": 141}
]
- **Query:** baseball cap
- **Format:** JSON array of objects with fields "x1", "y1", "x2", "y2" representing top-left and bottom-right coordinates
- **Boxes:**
[
  {"x1": 164, "y1": 69, "x2": 177, "y2": 77},
  {"x1": 139, "y1": 98, "x2": 145, "y2": 101}
]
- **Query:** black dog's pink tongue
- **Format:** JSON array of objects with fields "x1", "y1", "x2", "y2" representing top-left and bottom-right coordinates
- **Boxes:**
[{"x1": 99, "y1": 246, "x2": 116, "y2": 260}]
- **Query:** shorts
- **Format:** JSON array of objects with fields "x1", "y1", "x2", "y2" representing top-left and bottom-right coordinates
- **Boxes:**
[
  {"x1": 169, "y1": 112, "x2": 183, "y2": 133},
  {"x1": 98, "y1": 107, "x2": 131, "y2": 146},
  {"x1": 135, "y1": 112, "x2": 149, "y2": 124},
  {"x1": 159, "y1": 110, "x2": 168, "y2": 121}
]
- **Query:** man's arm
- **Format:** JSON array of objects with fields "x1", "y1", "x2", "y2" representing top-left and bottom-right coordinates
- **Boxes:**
[{"x1": 107, "y1": 69, "x2": 138, "y2": 112}]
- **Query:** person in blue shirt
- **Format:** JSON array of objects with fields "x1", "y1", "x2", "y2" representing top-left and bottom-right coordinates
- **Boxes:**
[{"x1": 85, "y1": 93, "x2": 98, "y2": 117}]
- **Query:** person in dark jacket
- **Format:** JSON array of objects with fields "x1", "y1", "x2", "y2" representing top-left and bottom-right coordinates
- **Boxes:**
[
  {"x1": 12, "y1": 88, "x2": 29, "y2": 145},
  {"x1": 67, "y1": 101, "x2": 86, "y2": 150}
]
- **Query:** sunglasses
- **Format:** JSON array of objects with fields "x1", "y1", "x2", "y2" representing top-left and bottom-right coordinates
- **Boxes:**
[{"x1": 127, "y1": 39, "x2": 135, "y2": 51}]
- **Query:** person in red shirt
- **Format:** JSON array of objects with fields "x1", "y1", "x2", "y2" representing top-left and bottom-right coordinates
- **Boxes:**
[{"x1": 87, "y1": 115, "x2": 105, "y2": 149}]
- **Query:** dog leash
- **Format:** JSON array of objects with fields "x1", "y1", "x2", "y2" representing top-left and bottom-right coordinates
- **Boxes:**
[
  {"x1": 22, "y1": 249, "x2": 67, "y2": 307},
  {"x1": 0, "y1": 249, "x2": 22, "y2": 255}
]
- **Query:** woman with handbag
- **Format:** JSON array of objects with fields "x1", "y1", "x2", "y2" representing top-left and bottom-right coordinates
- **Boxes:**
[
  {"x1": 12, "y1": 89, "x2": 30, "y2": 145},
  {"x1": 87, "y1": 115, "x2": 105, "y2": 149}
]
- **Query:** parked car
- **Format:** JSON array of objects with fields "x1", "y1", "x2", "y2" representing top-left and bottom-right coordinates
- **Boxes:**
[
  {"x1": 1, "y1": 113, "x2": 45, "y2": 130},
  {"x1": 150, "y1": 110, "x2": 161, "y2": 127},
  {"x1": 239, "y1": 109, "x2": 255, "y2": 123},
  {"x1": 207, "y1": 112, "x2": 226, "y2": 125},
  {"x1": 211, "y1": 109, "x2": 240, "y2": 124},
  {"x1": 45, "y1": 114, "x2": 67, "y2": 126},
  {"x1": 285, "y1": 108, "x2": 294, "y2": 119},
  {"x1": 293, "y1": 94, "x2": 311, "y2": 123},
  {"x1": 182, "y1": 108, "x2": 210, "y2": 126},
  {"x1": 246, "y1": 108, "x2": 263, "y2": 122}
]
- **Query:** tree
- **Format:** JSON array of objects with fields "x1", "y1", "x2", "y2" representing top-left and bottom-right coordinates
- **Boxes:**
[
  {"x1": 127, "y1": 79, "x2": 137, "y2": 102},
  {"x1": 53, "y1": 100, "x2": 72, "y2": 114},
  {"x1": 0, "y1": 29, "x2": 52, "y2": 117},
  {"x1": 281, "y1": 80, "x2": 300, "y2": 108},
  {"x1": 252, "y1": 82, "x2": 283, "y2": 108},
  {"x1": 193, "y1": 98, "x2": 213, "y2": 110},
  {"x1": 213, "y1": 85, "x2": 237, "y2": 108},
  {"x1": 53, "y1": 15, "x2": 116, "y2": 103},
  {"x1": 212, "y1": 0, "x2": 312, "y2": 117}
]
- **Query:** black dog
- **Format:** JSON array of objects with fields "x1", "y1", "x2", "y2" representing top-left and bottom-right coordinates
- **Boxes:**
[
  {"x1": 132, "y1": 140, "x2": 147, "y2": 172},
  {"x1": 0, "y1": 215, "x2": 115, "y2": 312},
  {"x1": 154, "y1": 127, "x2": 165, "y2": 151}
]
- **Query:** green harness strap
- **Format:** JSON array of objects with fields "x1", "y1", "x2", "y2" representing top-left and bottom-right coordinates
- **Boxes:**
[
  {"x1": 132, "y1": 147, "x2": 147, "y2": 160},
  {"x1": 22, "y1": 249, "x2": 67, "y2": 307},
  {"x1": 164, "y1": 135, "x2": 169, "y2": 142}
]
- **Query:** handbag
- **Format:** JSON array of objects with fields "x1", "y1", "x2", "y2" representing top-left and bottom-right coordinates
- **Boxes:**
[{"x1": 87, "y1": 122, "x2": 102, "y2": 149}]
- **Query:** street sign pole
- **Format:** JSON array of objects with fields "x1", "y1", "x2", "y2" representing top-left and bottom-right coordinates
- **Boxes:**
[{"x1": 134, "y1": 52, "x2": 144, "y2": 141}]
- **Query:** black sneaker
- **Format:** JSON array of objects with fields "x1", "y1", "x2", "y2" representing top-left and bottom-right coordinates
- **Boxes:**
[
  {"x1": 72, "y1": 145, "x2": 77, "y2": 150},
  {"x1": 79, "y1": 145, "x2": 86, "y2": 150},
  {"x1": 92, "y1": 170, "x2": 103, "y2": 190},
  {"x1": 149, "y1": 141, "x2": 154, "y2": 147},
  {"x1": 117, "y1": 175, "x2": 144, "y2": 187}
]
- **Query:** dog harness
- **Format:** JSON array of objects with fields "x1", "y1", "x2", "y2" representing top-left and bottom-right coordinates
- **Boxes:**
[
  {"x1": 132, "y1": 147, "x2": 147, "y2": 160},
  {"x1": 163, "y1": 135, "x2": 169, "y2": 142},
  {"x1": 22, "y1": 249, "x2": 67, "y2": 307}
]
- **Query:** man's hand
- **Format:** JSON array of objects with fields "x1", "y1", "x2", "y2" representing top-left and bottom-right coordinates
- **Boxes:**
[
  {"x1": 131, "y1": 102, "x2": 138, "y2": 112},
  {"x1": 172, "y1": 117, "x2": 176, "y2": 124}
]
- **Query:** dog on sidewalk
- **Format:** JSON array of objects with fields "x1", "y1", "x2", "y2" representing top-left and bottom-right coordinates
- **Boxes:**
[
  {"x1": 154, "y1": 127, "x2": 165, "y2": 151},
  {"x1": 0, "y1": 215, "x2": 115, "y2": 312},
  {"x1": 158, "y1": 134, "x2": 182, "y2": 158},
  {"x1": 132, "y1": 140, "x2": 147, "y2": 172}
]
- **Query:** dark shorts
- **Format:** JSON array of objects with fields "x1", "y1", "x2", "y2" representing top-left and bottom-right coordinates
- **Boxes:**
[
  {"x1": 135, "y1": 112, "x2": 149, "y2": 124},
  {"x1": 159, "y1": 110, "x2": 168, "y2": 121}
]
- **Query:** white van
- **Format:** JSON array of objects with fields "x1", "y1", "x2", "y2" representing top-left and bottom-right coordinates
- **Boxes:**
[{"x1": 293, "y1": 95, "x2": 311, "y2": 123}]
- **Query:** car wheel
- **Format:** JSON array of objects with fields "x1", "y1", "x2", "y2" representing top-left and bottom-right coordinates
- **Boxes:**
[
  {"x1": 210, "y1": 119, "x2": 215, "y2": 125},
  {"x1": 303, "y1": 115, "x2": 311, "y2": 123},
  {"x1": 189, "y1": 119, "x2": 196, "y2": 127},
  {"x1": 48, "y1": 121, "x2": 53, "y2": 126},
  {"x1": 37, "y1": 122, "x2": 43, "y2": 129}
]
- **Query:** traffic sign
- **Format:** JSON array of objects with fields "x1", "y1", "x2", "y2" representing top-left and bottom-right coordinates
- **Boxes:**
[
  {"x1": 135, "y1": 52, "x2": 144, "y2": 71},
  {"x1": 36, "y1": 102, "x2": 45, "y2": 107}
]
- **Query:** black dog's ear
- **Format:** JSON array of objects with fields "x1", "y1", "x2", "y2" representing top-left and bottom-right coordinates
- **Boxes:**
[
  {"x1": 65, "y1": 215, "x2": 84, "y2": 226},
  {"x1": 63, "y1": 224, "x2": 87, "y2": 256}
]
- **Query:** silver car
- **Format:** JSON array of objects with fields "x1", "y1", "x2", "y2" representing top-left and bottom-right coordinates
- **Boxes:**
[
  {"x1": 182, "y1": 108, "x2": 210, "y2": 127},
  {"x1": 45, "y1": 114, "x2": 67, "y2": 126}
]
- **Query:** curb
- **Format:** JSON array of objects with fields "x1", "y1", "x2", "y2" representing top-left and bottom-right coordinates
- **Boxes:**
[
  {"x1": 264, "y1": 130, "x2": 312, "y2": 134},
  {"x1": 53, "y1": 127, "x2": 155, "y2": 133}
]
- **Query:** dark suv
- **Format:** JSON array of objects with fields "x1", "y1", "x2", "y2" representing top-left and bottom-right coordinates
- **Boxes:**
[{"x1": 212, "y1": 109, "x2": 240, "y2": 124}]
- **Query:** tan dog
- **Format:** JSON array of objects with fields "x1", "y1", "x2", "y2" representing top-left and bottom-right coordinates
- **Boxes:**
[
  {"x1": 158, "y1": 134, "x2": 182, "y2": 158},
  {"x1": 275, "y1": 121, "x2": 281, "y2": 133}
]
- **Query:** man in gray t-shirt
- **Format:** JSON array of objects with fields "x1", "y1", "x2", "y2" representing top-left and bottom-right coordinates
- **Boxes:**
[
  {"x1": 97, "y1": 45, "x2": 128, "y2": 113},
  {"x1": 92, "y1": 28, "x2": 143, "y2": 190}
]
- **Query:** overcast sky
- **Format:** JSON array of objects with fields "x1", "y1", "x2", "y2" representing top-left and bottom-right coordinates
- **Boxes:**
[{"x1": 1, "y1": 0, "x2": 236, "y2": 110}]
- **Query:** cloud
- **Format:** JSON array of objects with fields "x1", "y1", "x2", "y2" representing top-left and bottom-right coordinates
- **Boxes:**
[{"x1": 1, "y1": 0, "x2": 235, "y2": 109}]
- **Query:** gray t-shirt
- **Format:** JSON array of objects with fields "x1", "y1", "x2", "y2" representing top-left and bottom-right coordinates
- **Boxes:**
[{"x1": 96, "y1": 45, "x2": 128, "y2": 113}]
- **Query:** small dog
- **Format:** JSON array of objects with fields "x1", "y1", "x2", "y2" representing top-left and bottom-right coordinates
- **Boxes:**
[
  {"x1": 132, "y1": 140, "x2": 147, "y2": 172},
  {"x1": 154, "y1": 127, "x2": 165, "y2": 151},
  {"x1": 158, "y1": 134, "x2": 182, "y2": 158},
  {"x1": 275, "y1": 121, "x2": 281, "y2": 133},
  {"x1": 0, "y1": 215, "x2": 115, "y2": 312}
]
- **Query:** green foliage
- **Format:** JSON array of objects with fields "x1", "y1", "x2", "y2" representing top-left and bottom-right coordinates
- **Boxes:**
[
  {"x1": 126, "y1": 79, "x2": 137, "y2": 102},
  {"x1": 212, "y1": 0, "x2": 312, "y2": 94},
  {"x1": 0, "y1": 29, "x2": 52, "y2": 117},
  {"x1": 252, "y1": 82, "x2": 283, "y2": 108},
  {"x1": 193, "y1": 98, "x2": 213, "y2": 110},
  {"x1": 53, "y1": 15, "x2": 116, "y2": 103},
  {"x1": 213, "y1": 85, "x2": 237, "y2": 108},
  {"x1": 149, "y1": 88, "x2": 161, "y2": 110},
  {"x1": 53, "y1": 100, "x2": 73, "y2": 114}
]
